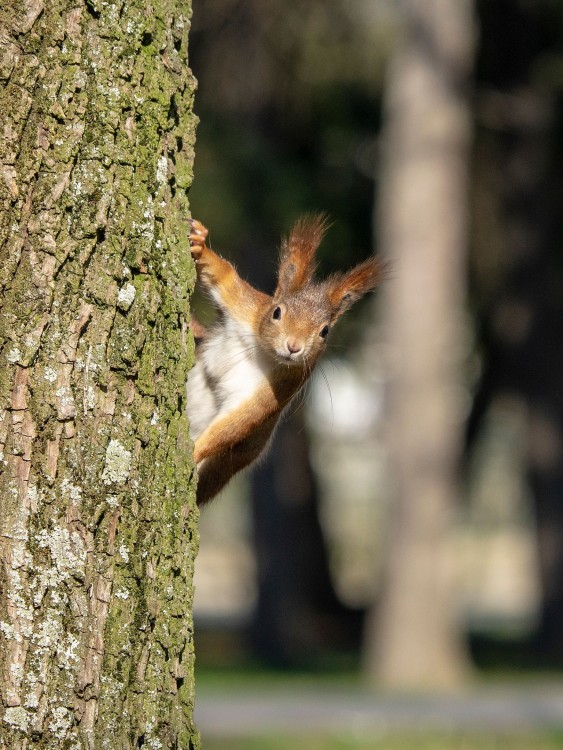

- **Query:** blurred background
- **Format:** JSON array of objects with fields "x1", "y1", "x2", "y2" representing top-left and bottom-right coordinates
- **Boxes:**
[{"x1": 187, "y1": 0, "x2": 563, "y2": 747}]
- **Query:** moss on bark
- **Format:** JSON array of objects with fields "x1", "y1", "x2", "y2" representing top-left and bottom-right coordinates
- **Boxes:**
[{"x1": 0, "y1": 1, "x2": 199, "y2": 747}]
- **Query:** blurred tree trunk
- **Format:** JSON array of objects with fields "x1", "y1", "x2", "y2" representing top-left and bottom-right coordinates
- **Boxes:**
[
  {"x1": 363, "y1": 0, "x2": 475, "y2": 689},
  {"x1": 0, "y1": 2, "x2": 199, "y2": 748}
]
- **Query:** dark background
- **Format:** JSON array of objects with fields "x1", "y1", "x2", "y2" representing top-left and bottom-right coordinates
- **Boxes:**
[{"x1": 188, "y1": 0, "x2": 563, "y2": 689}]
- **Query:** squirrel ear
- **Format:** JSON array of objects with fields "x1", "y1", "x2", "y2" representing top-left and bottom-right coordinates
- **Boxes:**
[
  {"x1": 326, "y1": 257, "x2": 382, "y2": 321},
  {"x1": 275, "y1": 213, "x2": 330, "y2": 296}
]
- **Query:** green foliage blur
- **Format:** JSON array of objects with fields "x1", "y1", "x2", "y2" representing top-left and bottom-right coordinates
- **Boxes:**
[{"x1": 189, "y1": 0, "x2": 390, "y2": 292}]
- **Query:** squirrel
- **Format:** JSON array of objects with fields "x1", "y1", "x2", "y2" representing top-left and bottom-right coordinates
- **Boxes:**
[{"x1": 187, "y1": 215, "x2": 382, "y2": 506}]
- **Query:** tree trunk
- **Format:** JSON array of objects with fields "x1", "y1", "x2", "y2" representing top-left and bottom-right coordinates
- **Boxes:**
[
  {"x1": 363, "y1": 0, "x2": 474, "y2": 689},
  {"x1": 0, "y1": 2, "x2": 199, "y2": 748}
]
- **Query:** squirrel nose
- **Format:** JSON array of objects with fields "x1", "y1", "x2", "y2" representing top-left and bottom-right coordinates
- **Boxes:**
[{"x1": 286, "y1": 338, "x2": 303, "y2": 355}]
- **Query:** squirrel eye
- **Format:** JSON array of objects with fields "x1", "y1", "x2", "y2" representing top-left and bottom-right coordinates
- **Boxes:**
[
  {"x1": 320, "y1": 324, "x2": 330, "y2": 339},
  {"x1": 272, "y1": 306, "x2": 282, "y2": 321}
]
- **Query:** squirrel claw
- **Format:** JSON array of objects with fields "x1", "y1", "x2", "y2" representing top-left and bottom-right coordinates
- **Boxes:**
[{"x1": 189, "y1": 219, "x2": 208, "y2": 260}]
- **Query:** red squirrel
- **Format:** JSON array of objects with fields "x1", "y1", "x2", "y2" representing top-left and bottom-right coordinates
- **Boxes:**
[{"x1": 187, "y1": 216, "x2": 382, "y2": 505}]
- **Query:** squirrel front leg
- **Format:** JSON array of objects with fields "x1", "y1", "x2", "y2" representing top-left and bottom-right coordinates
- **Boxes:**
[
  {"x1": 195, "y1": 408, "x2": 280, "y2": 505},
  {"x1": 193, "y1": 385, "x2": 280, "y2": 464},
  {"x1": 196, "y1": 439, "x2": 271, "y2": 505},
  {"x1": 189, "y1": 220, "x2": 269, "y2": 326}
]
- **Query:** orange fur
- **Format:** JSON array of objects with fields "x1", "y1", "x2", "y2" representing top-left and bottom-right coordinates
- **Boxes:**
[
  {"x1": 194, "y1": 370, "x2": 303, "y2": 464},
  {"x1": 326, "y1": 257, "x2": 382, "y2": 321},
  {"x1": 275, "y1": 213, "x2": 330, "y2": 296}
]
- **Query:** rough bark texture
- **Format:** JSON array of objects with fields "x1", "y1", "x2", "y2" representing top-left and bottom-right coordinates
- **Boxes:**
[
  {"x1": 363, "y1": 0, "x2": 474, "y2": 689},
  {"x1": 0, "y1": 1, "x2": 198, "y2": 747}
]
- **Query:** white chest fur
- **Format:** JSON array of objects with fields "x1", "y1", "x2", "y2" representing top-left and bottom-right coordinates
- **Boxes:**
[{"x1": 186, "y1": 319, "x2": 273, "y2": 441}]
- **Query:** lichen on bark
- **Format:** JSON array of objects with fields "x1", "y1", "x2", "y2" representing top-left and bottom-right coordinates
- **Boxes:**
[{"x1": 0, "y1": 1, "x2": 199, "y2": 747}]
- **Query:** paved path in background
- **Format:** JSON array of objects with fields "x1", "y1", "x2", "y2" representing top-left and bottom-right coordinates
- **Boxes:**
[{"x1": 196, "y1": 683, "x2": 563, "y2": 737}]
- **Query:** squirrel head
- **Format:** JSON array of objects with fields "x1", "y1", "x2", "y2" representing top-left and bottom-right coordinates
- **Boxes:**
[{"x1": 257, "y1": 214, "x2": 382, "y2": 367}]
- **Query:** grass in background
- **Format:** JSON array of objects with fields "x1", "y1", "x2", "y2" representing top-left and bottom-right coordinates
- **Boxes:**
[
  {"x1": 203, "y1": 732, "x2": 563, "y2": 750},
  {"x1": 196, "y1": 649, "x2": 563, "y2": 750},
  {"x1": 196, "y1": 662, "x2": 362, "y2": 692}
]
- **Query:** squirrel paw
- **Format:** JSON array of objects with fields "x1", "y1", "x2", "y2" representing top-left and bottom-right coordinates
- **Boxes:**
[{"x1": 189, "y1": 219, "x2": 208, "y2": 260}]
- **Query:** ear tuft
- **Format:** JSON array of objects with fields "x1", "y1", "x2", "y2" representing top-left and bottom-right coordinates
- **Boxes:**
[
  {"x1": 326, "y1": 256, "x2": 383, "y2": 321},
  {"x1": 276, "y1": 213, "x2": 330, "y2": 296}
]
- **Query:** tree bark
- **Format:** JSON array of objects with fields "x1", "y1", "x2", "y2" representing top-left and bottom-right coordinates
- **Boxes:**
[
  {"x1": 0, "y1": 1, "x2": 199, "y2": 747},
  {"x1": 363, "y1": 0, "x2": 474, "y2": 689}
]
